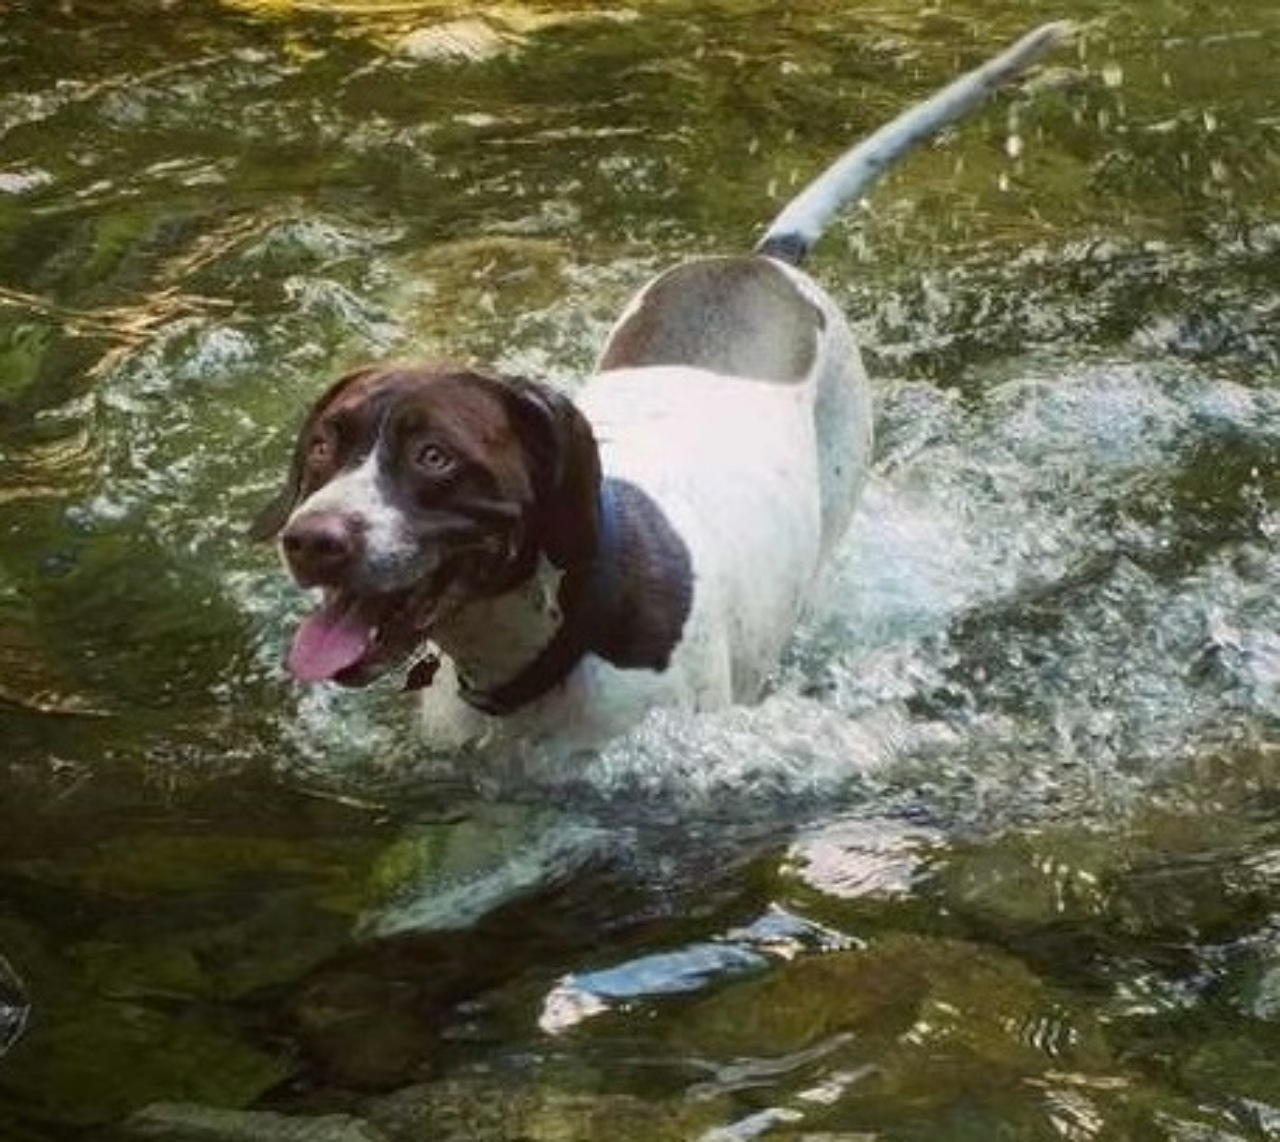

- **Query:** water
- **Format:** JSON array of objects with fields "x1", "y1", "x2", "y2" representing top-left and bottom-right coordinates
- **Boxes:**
[{"x1": 1, "y1": 1, "x2": 1278, "y2": 1138}]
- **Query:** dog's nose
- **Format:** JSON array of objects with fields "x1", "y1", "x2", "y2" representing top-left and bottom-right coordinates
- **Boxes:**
[{"x1": 281, "y1": 511, "x2": 361, "y2": 585}]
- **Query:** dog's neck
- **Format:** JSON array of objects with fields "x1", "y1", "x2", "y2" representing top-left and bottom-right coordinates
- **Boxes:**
[
  {"x1": 429, "y1": 555, "x2": 570, "y2": 698},
  {"x1": 429, "y1": 480, "x2": 623, "y2": 714},
  {"x1": 427, "y1": 478, "x2": 693, "y2": 716}
]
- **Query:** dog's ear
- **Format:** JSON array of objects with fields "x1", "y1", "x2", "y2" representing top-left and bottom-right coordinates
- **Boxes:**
[
  {"x1": 248, "y1": 443, "x2": 306, "y2": 543},
  {"x1": 247, "y1": 367, "x2": 377, "y2": 542},
  {"x1": 501, "y1": 377, "x2": 602, "y2": 569}
]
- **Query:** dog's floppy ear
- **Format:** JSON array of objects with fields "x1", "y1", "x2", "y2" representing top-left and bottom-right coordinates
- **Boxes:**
[
  {"x1": 501, "y1": 377, "x2": 602, "y2": 569},
  {"x1": 247, "y1": 367, "x2": 377, "y2": 542}
]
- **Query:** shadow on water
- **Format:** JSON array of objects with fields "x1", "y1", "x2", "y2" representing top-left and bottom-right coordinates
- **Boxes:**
[{"x1": 1, "y1": 0, "x2": 1278, "y2": 1138}]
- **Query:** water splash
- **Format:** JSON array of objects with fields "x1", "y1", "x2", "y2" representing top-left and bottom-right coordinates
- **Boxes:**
[{"x1": 498, "y1": 354, "x2": 1280, "y2": 830}]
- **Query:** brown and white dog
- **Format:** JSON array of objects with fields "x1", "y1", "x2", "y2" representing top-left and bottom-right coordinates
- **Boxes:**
[{"x1": 252, "y1": 24, "x2": 1067, "y2": 753}]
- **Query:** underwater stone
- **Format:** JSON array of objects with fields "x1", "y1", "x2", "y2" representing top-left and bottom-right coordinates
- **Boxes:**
[{"x1": 118, "y1": 1103, "x2": 388, "y2": 1142}]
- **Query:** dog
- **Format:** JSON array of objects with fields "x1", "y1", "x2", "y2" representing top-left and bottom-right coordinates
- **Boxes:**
[{"x1": 251, "y1": 23, "x2": 1068, "y2": 753}]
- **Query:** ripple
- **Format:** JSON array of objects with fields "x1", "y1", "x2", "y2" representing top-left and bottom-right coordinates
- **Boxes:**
[{"x1": 0, "y1": 952, "x2": 29, "y2": 1059}]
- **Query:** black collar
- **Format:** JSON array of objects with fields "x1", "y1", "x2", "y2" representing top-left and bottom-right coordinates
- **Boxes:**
[{"x1": 454, "y1": 479, "x2": 624, "y2": 717}]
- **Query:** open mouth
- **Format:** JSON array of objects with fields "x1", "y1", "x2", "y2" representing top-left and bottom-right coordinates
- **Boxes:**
[
  {"x1": 283, "y1": 520, "x2": 524, "y2": 688},
  {"x1": 287, "y1": 585, "x2": 441, "y2": 687}
]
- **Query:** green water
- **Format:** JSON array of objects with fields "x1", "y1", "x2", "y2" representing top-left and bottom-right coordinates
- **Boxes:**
[{"x1": 1, "y1": 1, "x2": 1278, "y2": 1139}]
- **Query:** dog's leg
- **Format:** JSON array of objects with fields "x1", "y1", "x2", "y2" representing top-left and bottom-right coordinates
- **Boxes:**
[{"x1": 758, "y1": 21, "x2": 1072, "y2": 264}]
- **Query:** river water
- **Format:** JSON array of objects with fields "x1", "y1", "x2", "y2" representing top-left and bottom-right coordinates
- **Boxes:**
[{"x1": 1, "y1": 1, "x2": 1278, "y2": 1139}]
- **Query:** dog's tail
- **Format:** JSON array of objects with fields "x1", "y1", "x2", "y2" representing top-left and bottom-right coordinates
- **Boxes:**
[{"x1": 756, "y1": 21, "x2": 1071, "y2": 265}]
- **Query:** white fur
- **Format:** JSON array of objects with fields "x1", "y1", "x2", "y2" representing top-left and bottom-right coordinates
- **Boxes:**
[{"x1": 431, "y1": 558, "x2": 565, "y2": 691}]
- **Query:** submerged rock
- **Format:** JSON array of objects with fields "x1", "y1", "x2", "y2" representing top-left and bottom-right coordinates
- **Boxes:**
[
  {"x1": 651, "y1": 933, "x2": 1114, "y2": 1134},
  {"x1": 0, "y1": 830, "x2": 373, "y2": 1125},
  {"x1": 117, "y1": 1103, "x2": 388, "y2": 1142},
  {"x1": 272, "y1": 804, "x2": 630, "y2": 1089},
  {"x1": 0, "y1": 993, "x2": 289, "y2": 1127},
  {"x1": 364, "y1": 1075, "x2": 725, "y2": 1142},
  {"x1": 942, "y1": 806, "x2": 1280, "y2": 942},
  {"x1": 358, "y1": 804, "x2": 618, "y2": 939}
]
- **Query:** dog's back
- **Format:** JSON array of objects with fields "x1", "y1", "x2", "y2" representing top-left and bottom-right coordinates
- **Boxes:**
[{"x1": 596, "y1": 256, "x2": 872, "y2": 559}]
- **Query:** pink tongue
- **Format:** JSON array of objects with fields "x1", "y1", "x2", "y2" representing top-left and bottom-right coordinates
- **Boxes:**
[{"x1": 288, "y1": 602, "x2": 374, "y2": 682}]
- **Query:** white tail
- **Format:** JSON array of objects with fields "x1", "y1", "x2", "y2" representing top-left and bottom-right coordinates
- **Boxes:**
[{"x1": 757, "y1": 21, "x2": 1072, "y2": 264}]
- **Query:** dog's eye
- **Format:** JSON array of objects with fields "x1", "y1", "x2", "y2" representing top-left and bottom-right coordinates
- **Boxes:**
[
  {"x1": 306, "y1": 429, "x2": 335, "y2": 468},
  {"x1": 415, "y1": 441, "x2": 456, "y2": 476}
]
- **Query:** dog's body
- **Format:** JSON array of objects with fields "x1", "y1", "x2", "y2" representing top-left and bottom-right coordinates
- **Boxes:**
[
  {"x1": 253, "y1": 24, "x2": 1067, "y2": 754},
  {"x1": 417, "y1": 255, "x2": 870, "y2": 751}
]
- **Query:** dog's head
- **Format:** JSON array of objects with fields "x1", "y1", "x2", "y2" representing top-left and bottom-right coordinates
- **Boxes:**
[{"x1": 251, "y1": 364, "x2": 600, "y2": 686}]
